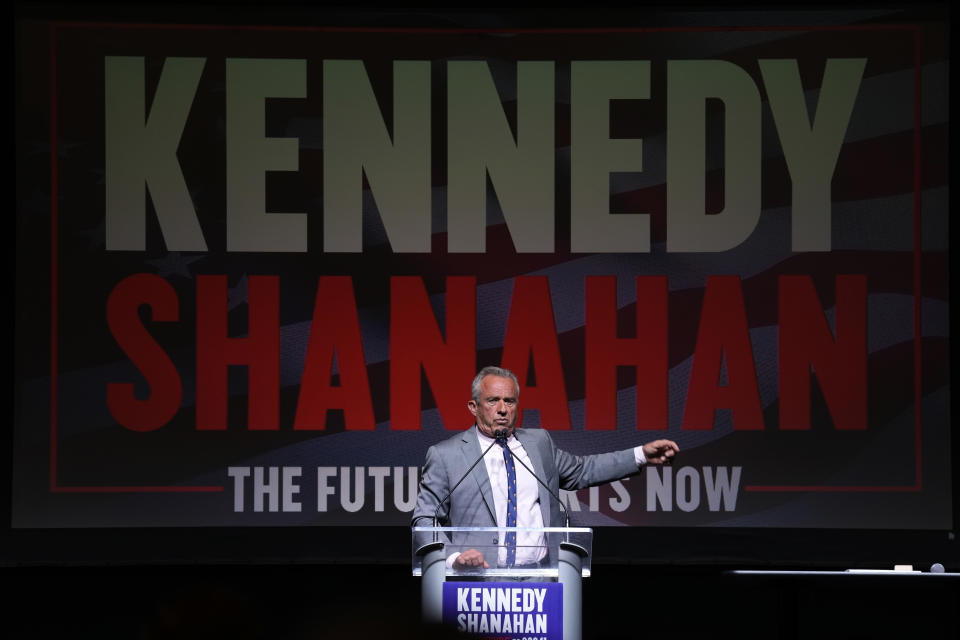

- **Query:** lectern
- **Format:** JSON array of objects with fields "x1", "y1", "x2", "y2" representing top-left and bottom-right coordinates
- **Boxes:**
[{"x1": 413, "y1": 526, "x2": 593, "y2": 640}]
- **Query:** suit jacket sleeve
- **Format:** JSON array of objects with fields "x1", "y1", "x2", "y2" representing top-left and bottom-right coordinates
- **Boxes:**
[
  {"x1": 411, "y1": 444, "x2": 452, "y2": 551},
  {"x1": 412, "y1": 444, "x2": 448, "y2": 527},
  {"x1": 412, "y1": 437, "x2": 498, "y2": 559},
  {"x1": 548, "y1": 432, "x2": 641, "y2": 491}
]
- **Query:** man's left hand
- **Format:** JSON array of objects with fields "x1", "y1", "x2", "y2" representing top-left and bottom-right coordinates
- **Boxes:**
[{"x1": 642, "y1": 439, "x2": 679, "y2": 465}]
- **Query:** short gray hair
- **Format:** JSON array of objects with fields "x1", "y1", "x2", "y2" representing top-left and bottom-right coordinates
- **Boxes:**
[{"x1": 471, "y1": 366, "x2": 519, "y2": 402}]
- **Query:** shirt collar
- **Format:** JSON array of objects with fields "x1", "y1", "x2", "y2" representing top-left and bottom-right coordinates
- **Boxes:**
[{"x1": 475, "y1": 425, "x2": 516, "y2": 447}]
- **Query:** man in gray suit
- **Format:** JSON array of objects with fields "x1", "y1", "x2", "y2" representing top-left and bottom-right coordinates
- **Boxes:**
[{"x1": 412, "y1": 366, "x2": 679, "y2": 570}]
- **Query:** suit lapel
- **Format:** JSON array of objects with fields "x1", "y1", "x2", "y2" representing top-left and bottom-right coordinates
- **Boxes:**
[
  {"x1": 515, "y1": 428, "x2": 553, "y2": 528},
  {"x1": 461, "y1": 426, "x2": 497, "y2": 523}
]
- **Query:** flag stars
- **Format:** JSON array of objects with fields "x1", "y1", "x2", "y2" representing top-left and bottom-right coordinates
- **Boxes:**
[{"x1": 145, "y1": 252, "x2": 205, "y2": 279}]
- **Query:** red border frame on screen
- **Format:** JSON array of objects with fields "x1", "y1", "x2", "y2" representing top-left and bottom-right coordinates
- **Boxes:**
[{"x1": 47, "y1": 22, "x2": 926, "y2": 494}]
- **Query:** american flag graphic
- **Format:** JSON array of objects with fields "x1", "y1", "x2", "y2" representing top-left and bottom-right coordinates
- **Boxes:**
[{"x1": 13, "y1": 11, "x2": 950, "y2": 529}]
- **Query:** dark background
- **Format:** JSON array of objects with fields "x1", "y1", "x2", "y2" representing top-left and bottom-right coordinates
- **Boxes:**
[{"x1": 10, "y1": 2, "x2": 957, "y2": 638}]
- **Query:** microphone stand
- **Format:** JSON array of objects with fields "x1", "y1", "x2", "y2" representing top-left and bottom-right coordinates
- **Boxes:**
[
  {"x1": 431, "y1": 428, "x2": 507, "y2": 543},
  {"x1": 497, "y1": 433, "x2": 572, "y2": 545}
]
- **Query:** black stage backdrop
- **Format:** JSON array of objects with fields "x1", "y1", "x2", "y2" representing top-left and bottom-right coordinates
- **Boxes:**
[{"x1": 9, "y1": 2, "x2": 956, "y2": 571}]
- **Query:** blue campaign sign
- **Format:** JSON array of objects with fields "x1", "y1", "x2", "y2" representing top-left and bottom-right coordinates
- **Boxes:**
[{"x1": 442, "y1": 582, "x2": 562, "y2": 640}]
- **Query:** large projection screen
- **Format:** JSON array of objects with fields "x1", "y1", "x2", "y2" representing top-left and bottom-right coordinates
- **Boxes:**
[{"x1": 13, "y1": 8, "x2": 951, "y2": 549}]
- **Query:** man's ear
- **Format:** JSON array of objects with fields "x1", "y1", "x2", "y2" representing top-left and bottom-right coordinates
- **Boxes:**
[{"x1": 467, "y1": 400, "x2": 478, "y2": 417}]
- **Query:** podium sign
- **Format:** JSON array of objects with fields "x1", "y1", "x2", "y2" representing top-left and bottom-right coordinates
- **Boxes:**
[
  {"x1": 442, "y1": 582, "x2": 563, "y2": 639},
  {"x1": 414, "y1": 527, "x2": 590, "y2": 640}
]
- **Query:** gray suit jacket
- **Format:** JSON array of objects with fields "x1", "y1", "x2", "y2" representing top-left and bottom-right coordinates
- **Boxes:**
[{"x1": 411, "y1": 426, "x2": 640, "y2": 555}]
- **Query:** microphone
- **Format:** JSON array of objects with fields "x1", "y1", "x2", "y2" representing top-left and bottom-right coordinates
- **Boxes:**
[
  {"x1": 496, "y1": 432, "x2": 571, "y2": 532},
  {"x1": 428, "y1": 429, "x2": 507, "y2": 541}
]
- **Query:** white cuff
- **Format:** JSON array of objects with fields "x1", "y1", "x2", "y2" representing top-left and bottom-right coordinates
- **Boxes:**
[
  {"x1": 634, "y1": 446, "x2": 647, "y2": 466},
  {"x1": 446, "y1": 552, "x2": 461, "y2": 569}
]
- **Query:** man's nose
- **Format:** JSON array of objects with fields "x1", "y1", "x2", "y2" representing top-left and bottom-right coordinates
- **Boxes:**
[{"x1": 496, "y1": 401, "x2": 506, "y2": 413}]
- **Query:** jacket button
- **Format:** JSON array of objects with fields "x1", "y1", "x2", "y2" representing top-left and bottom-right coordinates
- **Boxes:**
[{"x1": 492, "y1": 537, "x2": 498, "y2": 544}]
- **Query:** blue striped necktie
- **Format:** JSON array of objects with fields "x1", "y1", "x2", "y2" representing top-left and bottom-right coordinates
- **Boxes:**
[{"x1": 497, "y1": 439, "x2": 517, "y2": 566}]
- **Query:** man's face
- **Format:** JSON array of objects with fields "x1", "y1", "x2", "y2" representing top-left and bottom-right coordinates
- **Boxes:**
[{"x1": 467, "y1": 375, "x2": 519, "y2": 438}]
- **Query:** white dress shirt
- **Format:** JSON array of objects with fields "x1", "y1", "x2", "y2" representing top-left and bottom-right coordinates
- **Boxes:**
[
  {"x1": 446, "y1": 428, "x2": 648, "y2": 568},
  {"x1": 476, "y1": 429, "x2": 548, "y2": 566}
]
